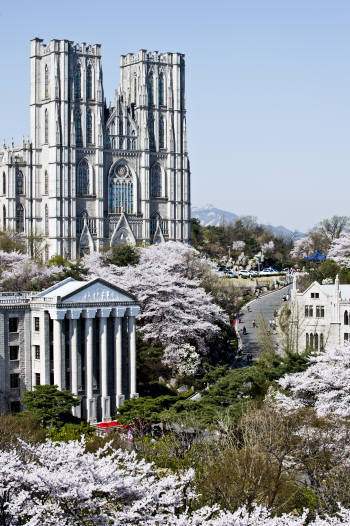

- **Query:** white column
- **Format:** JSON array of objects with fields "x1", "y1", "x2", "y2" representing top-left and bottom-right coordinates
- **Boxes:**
[
  {"x1": 40, "y1": 311, "x2": 50, "y2": 385},
  {"x1": 51, "y1": 310, "x2": 66, "y2": 390},
  {"x1": 68, "y1": 309, "x2": 81, "y2": 418},
  {"x1": 128, "y1": 307, "x2": 140, "y2": 399},
  {"x1": 98, "y1": 308, "x2": 112, "y2": 422},
  {"x1": 113, "y1": 308, "x2": 126, "y2": 408},
  {"x1": 83, "y1": 309, "x2": 97, "y2": 422}
]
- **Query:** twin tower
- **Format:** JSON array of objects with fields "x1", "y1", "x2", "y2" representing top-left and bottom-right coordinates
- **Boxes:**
[{"x1": 0, "y1": 39, "x2": 191, "y2": 259}]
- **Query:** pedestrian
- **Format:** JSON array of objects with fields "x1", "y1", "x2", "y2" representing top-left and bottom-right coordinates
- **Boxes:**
[
  {"x1": 255, "y1": 290, "x2": 259, "y2": 299},
  {"x1": 252, "y1": 320, "x2": 256, "y2": 328},
  {"x1": 242, "y1": 326, "x2": 247, "y2": 335},
  {"x1": 239, "y1": 317, "x2": 242, "y2": 323},
  {"x1": 247, "y1": 353, "x2": 253, "y2": 362}
]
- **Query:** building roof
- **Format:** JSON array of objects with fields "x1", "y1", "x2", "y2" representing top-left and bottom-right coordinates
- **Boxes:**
[
  {"x1": 321, "y1": 284, "x2": 350, "y2": 300},
  {"x1": 35, "y1": 277, "x2": 137, "y2": 304},
  {"x1": 36, "y1": 277, "x2": 85, "y2": 298}
]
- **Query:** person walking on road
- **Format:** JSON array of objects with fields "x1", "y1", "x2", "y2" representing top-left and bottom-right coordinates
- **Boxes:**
[{"x1": 252, "y1": 320, "x2": 256, "y2": 328}]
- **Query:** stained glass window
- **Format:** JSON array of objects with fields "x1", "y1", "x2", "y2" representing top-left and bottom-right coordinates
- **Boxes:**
[
  {"x1": 74, "y1": 65, "x2": 81, "y2": 99},
  {"x1": 159, "y1": 117, "x2": 165, "y2": 149},
  {"x1": 86, "y1": 111, "x2": 92, "y2": 144},
  {"x1": 44, "y1": 109, "x2": 48, "y2": 144},
  {"x1": 44, "y1": 65, "x2": 49, "y2": 99},
  {"x1": 16, "y1": 171, "x2": 24, "y2": 195},
  {"x1": 151, "y1": 164, "x2": 161, "y2": 197},
  {"x1": 2, "y1": 172, "x2": 6, "y2": 195},
  {"x1": 109, "y1": 165, "x2": 133, "y2": 214},
  {"x1": 3, "y1": 205, "x2": 6, "y2": 230},
  {"x1": 16, "y1": 203, "x2": 24, "y2": 233},
  {"x1": 75, "y1": 112, "x2": 82, "y2": 146},
  {"x1": 134, "y1": 74, "x2": 137, "y2": 103},
  {"x1": 77, "y1": 159, "x2": 89, "y2": 195},
  {"x1": 147, "y1": 74, "x2": 154, "y2": 105},
  {"x1": 148, "y1": 116, "x2": 155, "y2": 150},
  {"x1": 159, "y1": 73, "x2": 164, "y2": 105},
  {"x1": 86, "y1": 65, "x2": 93, "y2": 99}
]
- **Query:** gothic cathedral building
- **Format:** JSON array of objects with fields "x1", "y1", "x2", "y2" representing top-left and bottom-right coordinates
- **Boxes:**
[{"x1": 0, "y1": 39, "x2": 191, "y2": 259}]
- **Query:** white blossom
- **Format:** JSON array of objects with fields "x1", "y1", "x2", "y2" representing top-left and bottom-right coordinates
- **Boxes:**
[
  {"x1": 277, "y1": 344, "x2": 350, "y2": 418},
  {"x1": 163, "y1": 343, "x2": 201, "y2": 376},
  {"x1": 232, "y1": 241, "x2": 245, "y2": 252},
  {"x1": 328, "y1": 233, "x2": 350, "y2": 268},
  {"x1": 261, "y1": 240, "x2": 275, "y2": 253},
  {"x1": 1, "y1": 438, "x2": 350, "y2": 525},
  {"x1": 83, "y1": 242, "x2": 228, "y2": 365},
  {"x1": 290, "y1": 237, "x2": 314, "y2": 259}
]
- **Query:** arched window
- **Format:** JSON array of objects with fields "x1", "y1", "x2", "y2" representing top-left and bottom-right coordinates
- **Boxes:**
[
  {"x1": 77, "y1": 159, "x2": 89, "y2": 196},
  {"x1": 109, "y1": 164, "x2": 133, "y2": 214},
  {"x1": 86, "y1": 111, "x2": 92, "y2": 144},
  {"x1": 345, "y1": 311, "x2": 349, "y2": 325},
  {"x1": 44, "y1": 109, "x2": 48, "y2": 144},
  {"x1": 2, "y1": 172, "x2": 6, "y2": 195},
  {"x1": 159, "y1": 117, "x2": 165, "y2": 149},
  {"x1": 320, "y1": 333, "x2": 324, "y2": 351},
  {"x1": 306, "y1": 333, "x2": 309, "y2": 348},
  {"x1": 131, "y1": 130, "x2": 136, "y2": 150},
  {"x1": 159, "y1": 73, "x2": 164, "y2": 105},
  {"x1": 44, "y1": 205, "x2": 49, "y2": 235},
  {"x1": 151, "y1": 164, "x2": 162, "y2": 197},
  {"x1": 86, "y1": 65, "x2": 93, "y2": 99},
  {"x1": 119, "y1": 118, "x2": 123, "y2": 136},
  {"x1": 3, "y1": 205, "x2": 6, "y2": 230},
  {"x1": 134, "y1": 74, "x2": 137, "y2": 104},
  {"x1": 16, "y1": 171, "x2": 24, "y2": 195},
  {"x1": 147, "y1": 74, "x2": 154, "y2": 105},
  {"x1": 44, "y1": 65, "x2": 49, "y2": 99},
  {"x1": 314, "y1": 333, "x2": 318, "y2": 351},
  {"x1": 74, "y1": 65, "x2": 81, "y2": 99},
  {"x1": 44, "y1": 170, "x2": 48, "y2": 195},
  {"x1": 75, "y1": 111, "x2": 82, "y2": 146},
  {"x1": 16, "y1": 203, "x2": 24, "y2": 233},
  {"x1": 148, "y1": 115, "x2": 155, "y2": 150},
  {"x1": 310, "y1": 333, "x2": 314, "y2": 349}
]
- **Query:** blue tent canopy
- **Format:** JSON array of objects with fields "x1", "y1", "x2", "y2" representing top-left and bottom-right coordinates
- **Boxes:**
[{"x1": 304, "y1": 251, "x2": 327, "y2": 262}]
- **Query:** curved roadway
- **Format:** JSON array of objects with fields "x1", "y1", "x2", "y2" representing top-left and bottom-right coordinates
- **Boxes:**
[{"x1": 235, "y1": 284, "x2": 292, "y2": 364}]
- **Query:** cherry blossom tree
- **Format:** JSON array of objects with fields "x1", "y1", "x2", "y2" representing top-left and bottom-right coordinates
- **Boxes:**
[
  {"x1": 262, "y1": 240, "x2": 275, "y2": 254},
  {"x1": 290, "y1": 236, "x2": 314, "y2": 259},
  {"x1": 277, "y1": 344, "x2": 350, "y2": 418},
  {"x1": 232, "y1": 240, "x2": 245, "y2": 252},
  {"x1": 83, "y1": 242, "x2": 228, "y2": 368},
  {"x1": 327, "y1": 233, "x2": 350, "y2": 268},
  {"x1": 1, "y1": 438, "x2": 350, "y2": 525},
  {"x1": 0, "y1": 250, "x2": 60, "y2": 292},
  {"x1": 163, "y1": 343, "x2": 201, "y2": 376}
]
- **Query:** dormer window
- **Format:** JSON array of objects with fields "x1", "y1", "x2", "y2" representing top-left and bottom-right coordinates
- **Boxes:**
[{"x1": 311, "y1": 292, "x2": 319, "y2": 298}]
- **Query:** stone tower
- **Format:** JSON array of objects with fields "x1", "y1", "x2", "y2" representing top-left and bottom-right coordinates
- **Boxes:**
[{"x1": 0, "y1": 40, "x2": 191, "y2": 259}]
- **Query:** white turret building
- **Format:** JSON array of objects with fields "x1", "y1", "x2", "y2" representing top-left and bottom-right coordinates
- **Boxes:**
[
  {"x1": 290, "y1": 275, "x2": 350, "y2": 353},
  {"x1": 0, "y1": 39, "x2": 191, "y2": 259}
]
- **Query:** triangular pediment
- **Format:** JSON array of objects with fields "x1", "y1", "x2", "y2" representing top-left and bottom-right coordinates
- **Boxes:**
[
  {"x1": 110, "y1": 213, "x2": 136, "y2": 247},
  {"x1": 61, "y1": 278, "x2": 136, "y2": 303}
]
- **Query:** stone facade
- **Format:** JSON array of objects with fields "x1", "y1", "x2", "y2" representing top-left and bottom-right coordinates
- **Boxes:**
[
  {"x1": 0, "y1": 39, "x2": 191, "y2": 259},
  {"x1": 0, "y1": 277, "x2": 140, "y2": 422},
  {"x1": 290, "y1": 275, "x2": 350, "y2": 353}
]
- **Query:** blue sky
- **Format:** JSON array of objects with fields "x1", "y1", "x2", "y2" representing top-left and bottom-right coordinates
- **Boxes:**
[{"x1": 0, "y1": 0, "x2": 349, "y2": 232}]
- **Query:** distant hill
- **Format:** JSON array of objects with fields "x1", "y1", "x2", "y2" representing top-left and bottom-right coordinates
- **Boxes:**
[{"x1": 191, "y1": 204, "x2": 305, "y2": 241}]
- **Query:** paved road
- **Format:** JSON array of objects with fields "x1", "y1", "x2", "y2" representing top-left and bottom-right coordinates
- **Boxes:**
[{"x1": 236, "y1": 285, "x2": 292, "y2": 362}]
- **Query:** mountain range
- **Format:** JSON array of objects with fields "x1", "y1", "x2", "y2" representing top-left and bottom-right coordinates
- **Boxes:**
[{"x1": 191, "y1": 205, "x2": 305, "y2": 240}]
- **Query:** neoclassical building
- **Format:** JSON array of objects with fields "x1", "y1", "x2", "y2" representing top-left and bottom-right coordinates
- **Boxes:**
[
  {"x1": 290, "y1": 275, "x2": 350, "y2": 353},
  {"x1": 0, "y1": 39, "x2": 191, "y2": 259},
  {"x1": 0, "y1": 277, "x2": 140, "y2": 422}
]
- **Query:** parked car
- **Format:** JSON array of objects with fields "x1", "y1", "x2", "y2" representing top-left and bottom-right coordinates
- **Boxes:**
[
  {"x1": 238, "y1": 270, "x2": 252, "y2": 277},
  {"x1": 226, "y1": 271, "x2": 238, "y2": 278}
]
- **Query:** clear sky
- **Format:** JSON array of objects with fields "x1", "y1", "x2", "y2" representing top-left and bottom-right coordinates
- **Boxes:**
[{"x1": 0, "y1": 0, "x2": 349, "y2": 232}]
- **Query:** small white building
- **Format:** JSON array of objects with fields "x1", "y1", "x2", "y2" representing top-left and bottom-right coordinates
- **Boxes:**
[
  {"x1": 0, "y1": 277, "x2": 140, "y2": 422},
  {"x1": 290, "y1": 275, "x2": 350, "y2": 353}
]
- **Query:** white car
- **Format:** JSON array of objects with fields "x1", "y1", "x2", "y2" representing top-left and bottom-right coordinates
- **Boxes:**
[{"x1": 238, "y1": 270, "x2": 252, "y2": 277}]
